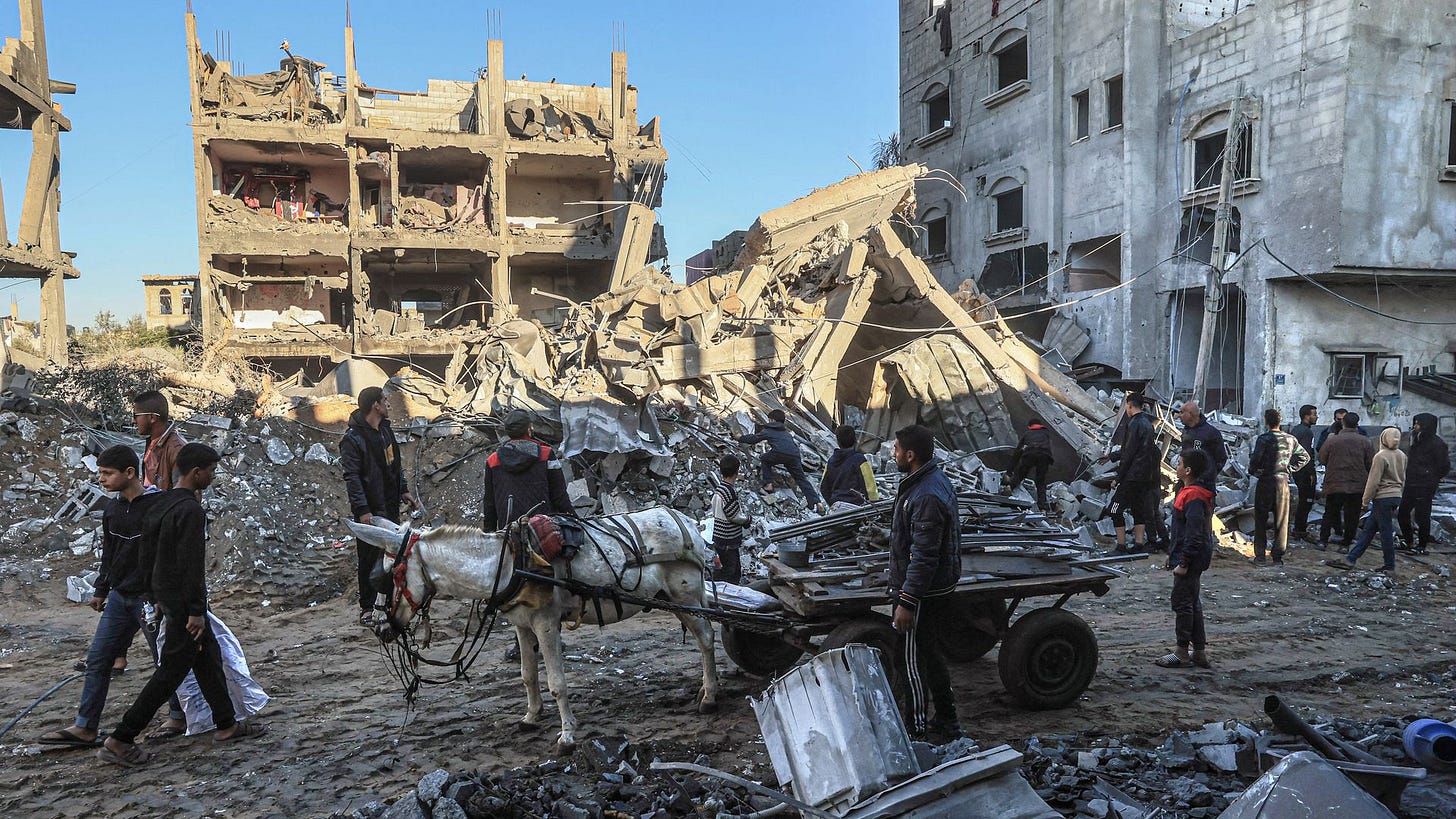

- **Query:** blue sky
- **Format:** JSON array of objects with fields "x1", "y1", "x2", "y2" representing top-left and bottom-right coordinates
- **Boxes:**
[{"x1": 0, "y1": 1, "x2": 898, "y2": 327}]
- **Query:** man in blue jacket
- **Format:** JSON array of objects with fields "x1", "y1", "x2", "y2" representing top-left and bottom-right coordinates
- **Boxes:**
[
  {"x1": 819, "y1": 425, "x2": 879, "y2": 510},
  {"x1": 738, "y1": 409, "x2": 824, "y2": 512},
  {"x1": 887, "y1": 424, "x2": 962, "y2": 742}
]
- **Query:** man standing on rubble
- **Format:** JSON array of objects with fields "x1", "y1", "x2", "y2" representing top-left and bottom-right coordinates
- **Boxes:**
[
  {"x1": 888, "y1": 424, "x2": 962, "y2": 743},
  {"x1": 1318, "y1": 412, "x2": 1374, "y2": 549},
  {"x1": 738, "y1": 409, "x2": 825, "y2": 513},
  {"x1": 1103, "y1": 395, "x2": 1159, "y2": 554},
  {"x1": 342, "y1": 387, "x2": 417, "y2": 628},
  {"x1": 819, "y1": 424, "x2": 879, "y2": 512},
  {"x1": 1248, "y1": 408, "x2": 1310, "y2": 566},
  {"x1": 1003, "y1": 416, "x2": 1055, "y2": 512},
  {"x1": 133, "y1": 390, "x2": 185, "y2": 490},
  {"x1": 1178, "y1": 401, "x2": 1228, "y2": 491},
  {"x1": 1290, "y1": 405, "x2": 1320, "y2": 540}
]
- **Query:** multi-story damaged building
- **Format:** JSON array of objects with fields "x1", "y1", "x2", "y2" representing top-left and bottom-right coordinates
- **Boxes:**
[
  {"x1": 185, "y1": 7, "x2": 667, "y2": 374},
  {"x1": 0, "y1": 0, "x2": 77, "y2": 365},
  {"x1": 900, "y1": 0, "x2": 1456, "y2": 425}
]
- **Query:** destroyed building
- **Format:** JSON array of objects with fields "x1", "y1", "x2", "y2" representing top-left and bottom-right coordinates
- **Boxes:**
[
  {"x1": 185, "y1": 7, "x2": 667, "y2": 376},
  {"x1": 140, "y1": 274, "x2": 199, "y2": 330},
  {"x1": 0, "y1": 0, "x2": 77, "y2": 366},
  {"x1": 900, "y1": 0, "x2": 1456, "y2": 430}
]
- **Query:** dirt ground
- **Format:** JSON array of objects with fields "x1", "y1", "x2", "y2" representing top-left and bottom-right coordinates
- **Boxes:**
[{"x1": 3, "y1": 536, "x2": 1455, "y2": 818}]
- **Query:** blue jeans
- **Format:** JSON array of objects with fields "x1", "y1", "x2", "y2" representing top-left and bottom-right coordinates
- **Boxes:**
[
  {"x1": 75, "y1": 590, "x2": 185, "y2": 731},
  {"x1": 1346, "y1": 497, "x2": 1399, "y2": 570}
]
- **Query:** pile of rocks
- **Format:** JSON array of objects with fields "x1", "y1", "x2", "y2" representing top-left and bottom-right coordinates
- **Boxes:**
[{"x1": 331, "y1": 737, "x2": 776, "y2": 819}]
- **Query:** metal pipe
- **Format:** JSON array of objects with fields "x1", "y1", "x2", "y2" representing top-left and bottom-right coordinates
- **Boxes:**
[{"x1": 1264, "y1": 695, "x2": 1349, "y2": 761}]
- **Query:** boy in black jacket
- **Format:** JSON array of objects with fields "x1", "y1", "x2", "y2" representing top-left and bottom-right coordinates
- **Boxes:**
[
  {"x1": 99, "y1": 444, "x2": 264, "y2": 767},
  {"x1": 1156, "y1": 449, "x2": 1214, "y2": 670},
  {"x1": 1004, "y1": 417, "x2": 1055, "y2": 511}
]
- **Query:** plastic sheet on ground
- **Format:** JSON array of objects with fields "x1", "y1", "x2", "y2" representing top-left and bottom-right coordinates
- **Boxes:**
[{"x1": 158, "y1": 612, "x2": 271, "y2": 735}]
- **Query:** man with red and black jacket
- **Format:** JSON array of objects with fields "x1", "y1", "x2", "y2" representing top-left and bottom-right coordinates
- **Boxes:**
[
  {"x1": 482, "y1": 409, "x2": 571, "y2": 532},
  {"x1": 1156, "y1": 448, "x2": 1214, "y2": 670},
  {"x1": 1004, "y1": 417, "x2": 1055, "y2": 511},
  {"x1": 887, "y1": 424, "x2": 962, "y2": 744}
]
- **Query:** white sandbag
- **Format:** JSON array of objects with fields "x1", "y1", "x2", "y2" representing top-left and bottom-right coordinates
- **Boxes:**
[{"x1": 704, "y1": 581, "x2": 778, "y2": 611}]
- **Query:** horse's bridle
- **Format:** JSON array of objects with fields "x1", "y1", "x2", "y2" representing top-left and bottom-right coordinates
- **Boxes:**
[{"x1": 383, "y1": 528, "x2": 432, "y2": 633}]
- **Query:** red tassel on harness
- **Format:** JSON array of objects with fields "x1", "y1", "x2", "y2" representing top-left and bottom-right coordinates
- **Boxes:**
[{"x1": 528, "y1": 514, "x2": 565, "y2": 562}]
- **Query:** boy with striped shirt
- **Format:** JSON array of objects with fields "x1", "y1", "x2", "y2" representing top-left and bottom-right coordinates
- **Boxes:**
[{"x1": 712, "y1": 455, "x2": 752, "y2": 585}]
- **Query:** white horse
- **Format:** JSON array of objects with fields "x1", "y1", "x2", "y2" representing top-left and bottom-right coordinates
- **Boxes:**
[{"x1": 345, "y1": 509, "x2": 719, "y2": 751}]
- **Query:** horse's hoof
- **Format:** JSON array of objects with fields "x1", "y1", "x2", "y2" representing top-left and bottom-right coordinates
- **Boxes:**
[
  {"x1": 517, "y1": 718, "x2": 542, "y2": 732},
  {"x1": 555, "y1": 739, "x2": 577, "y2": 755},
  {"x1": 698, "y1": 700, "x2": 720, "y2": 715}
]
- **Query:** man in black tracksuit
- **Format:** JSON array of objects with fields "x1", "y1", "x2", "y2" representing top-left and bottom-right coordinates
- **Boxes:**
[
  {"x1": 1104, "y1": 395, "x2": 1160, "y2": 553},
  {"x1": 1004, "y1": 417, "x2": 1055, "y2": 511},
  {"x1": 887, "y1": 424, "x2": 962, "y2": 742},
  {"x1": 738, "y1": 409, "x2": 824, "y2": 512},
  {"x1": 1399, "y1": 413, "x2": 1450, "y2": 552},
  {"x1": 481, "y1": 409, "x2": 571, "y2": 531},
  {"x1": 341, "y1": 387, "x2": 415, "y2": 626},
  {"x1": 1177, "y1": 401, "x2": 1228, "y2": 491},
  {"x1": 99, "y1": 444, "x2": 263, "y2": 767}
]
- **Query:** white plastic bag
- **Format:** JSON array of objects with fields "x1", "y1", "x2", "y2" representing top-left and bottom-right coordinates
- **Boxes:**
[{"x1": 157, "y1": 612, "x2": 270, "y2": 734}]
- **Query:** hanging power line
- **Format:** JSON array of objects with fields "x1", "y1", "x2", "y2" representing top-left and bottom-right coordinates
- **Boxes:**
[{"x1": 1255, "y1": 239, "x2": 1456, "y2": 327}]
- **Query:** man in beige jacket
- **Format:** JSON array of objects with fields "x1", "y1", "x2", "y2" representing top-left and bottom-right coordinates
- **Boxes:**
[{"x1": 1327, "y1": 427, "x2": 1406, "y2": 572}]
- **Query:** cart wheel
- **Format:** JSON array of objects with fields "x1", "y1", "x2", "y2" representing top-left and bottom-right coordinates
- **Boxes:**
[
  {"x1": 936, "y1": 598, "x2": 1006, "y2": 664},
  {"x1": 721, "y1": 626, "x2": 804, "y2": 678},
  {"x1": 998, "y1": 607, "x2": 1098, "y2": 710},
  {"x1": 819, "y1": 614, "x2": 909, "y2": 710}
]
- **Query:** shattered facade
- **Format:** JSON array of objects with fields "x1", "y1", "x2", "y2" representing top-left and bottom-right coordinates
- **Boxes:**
[
  {"x1": 900, "y1": 0, "x2": 1456, "y2": 429},
  {"x1": 0, "y1": 0, "x2": 77, "y2": 364},
  {"x1": 140, "y1": 274, "x2": 199, "y2": 330},
  {"x1": 186, "y1": 8, "x2": 667, "y2": 374}
]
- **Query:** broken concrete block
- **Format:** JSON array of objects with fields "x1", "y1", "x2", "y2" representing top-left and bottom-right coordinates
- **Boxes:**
[
  {"x1": 303, "y1": 443, "x2": 332, "y2": 464},
  {"x1": 264, "y1": 438, "x2": 294, "y2": 465},
  {"x1": 600, "y1": 453, "x2": 629, "y2": 483},
  {"x1": 1196, "y1": 743, "x2": 1240, "y2": 772},
  {"x1": 566, "y1": 478, "x2": 592, "y2": 503},
  {"x1": 1076, "y1": 750, "x2": 1100, "y2": 770},
  {"x1": 600, "y1": 493, "x2": 631, "y2": 516},
  {"x1": 16, "y1": 417, "x2": 39, "y2": 441},
  {"x1": 647, "y1": 455, "x2": 675, "y2": 477}
]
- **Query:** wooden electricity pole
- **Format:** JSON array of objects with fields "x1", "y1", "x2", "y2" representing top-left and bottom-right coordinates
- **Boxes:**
[{"x1": 1190, "y1": 91, "x2": 1245, "y2": 407}]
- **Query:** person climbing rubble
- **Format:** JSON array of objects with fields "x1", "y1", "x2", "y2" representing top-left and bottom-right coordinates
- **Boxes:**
[
  {"x1": 1002, "y1": 416, "x2": 1055, "y2": 512},
  {"x1": 737, "y1": 409, "x2": 825, "y2": 513},
  {"x1": 819, "y1": 424, "x2": 878, "y2": 512}
]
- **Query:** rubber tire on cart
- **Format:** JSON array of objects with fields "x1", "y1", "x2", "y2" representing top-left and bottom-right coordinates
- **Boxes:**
[
  {"x1": 997, "y1": 607, "x2": 1098, "y2": 710},
  {"x1": 935, "y1": 598, "x2": 1007, "y2": 664},
  {"x1": 721, "y1": 625, "x2": 804, "y2": 678},
  {"x1": 819, "y1": 614, "x2": 909, "y2": 710}
]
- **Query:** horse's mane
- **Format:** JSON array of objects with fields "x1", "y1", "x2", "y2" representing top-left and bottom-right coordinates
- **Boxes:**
[{"x1": 420, "y1": 524, "x2": 493, "y2": 541}]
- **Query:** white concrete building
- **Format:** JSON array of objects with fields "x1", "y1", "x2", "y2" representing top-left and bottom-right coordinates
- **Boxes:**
[{"x1": 899, "y1": 0, "x2": 1456, "y2": 431}]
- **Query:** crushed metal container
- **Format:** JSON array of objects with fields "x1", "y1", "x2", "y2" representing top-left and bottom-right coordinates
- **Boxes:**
[
  {"x1": 751, "y1": 644, "x2": 917, "y2": 814},
  {"x1": 1220, "y1": 750, "x2": 1398, "y2": 819}
]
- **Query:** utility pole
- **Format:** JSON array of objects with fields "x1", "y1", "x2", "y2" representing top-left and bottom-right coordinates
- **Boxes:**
[{"x1": 1190, "y1": 89, "x2": 1245, "y2": 407}]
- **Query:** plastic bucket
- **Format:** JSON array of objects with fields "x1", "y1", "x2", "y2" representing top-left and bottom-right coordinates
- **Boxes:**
[{"x1": 1402, "y1": 718, "x2": 1456, "y2": 770}]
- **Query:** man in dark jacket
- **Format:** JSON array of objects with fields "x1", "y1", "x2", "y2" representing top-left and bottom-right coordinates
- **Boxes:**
[
  {"x1": 1004, "y1": 417, "x2": 1055, "y2": 511},
  {"x1": 1398, "y1": 413, "x2": 1450, "y2": 552},
  {"x1": 1103, "y1": 395, "x2": 1159, "y2": 554},
  {"x1": 341, "y1": 387, "x2": 416, "y2": 626},
  {"x1": 1248, "y1": 408, "x2": 1310, "y2": 565},
  {"x1": 887, "y1": 424, "x2": 961, "y2": 742},
  {"x1": 1178, "y1": 401, "x2": 1227, "y2": 491},
  {"x1": 39, "y1": 446, "x2": 175, "y2": 748},
  {"x1": 738, "y1": 409, "x2": 824, "y2": 512},
  {"x1": 1318, "y1": 412, "x2": 1374, "y2": 548},
  {"x1": 819, "y1": 425, "x2": 879, "y2": 509},
  {"x1": 99, "y1": 444, "x2": 264, "y2": 767},
  {"x1": 482, "y1": 409, "x2": 571, "y2": 531},
  {"x1": 1156, "y1": 449, "x2": 1213, "y2": 670},
  {"x1": 1289, "y1": 405, "x2": 1319, "y2": 538}
]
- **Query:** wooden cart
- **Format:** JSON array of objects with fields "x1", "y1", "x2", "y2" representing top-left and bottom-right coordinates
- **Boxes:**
[{"x1": 719, "y1": 544, "x2": 1130, "y2": 711}]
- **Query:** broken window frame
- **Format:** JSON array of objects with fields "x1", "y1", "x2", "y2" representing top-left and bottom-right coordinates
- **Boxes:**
[
  {"x1": 158, "y1": 288, "x2": 174, "y2": 316},
  {"x1": 923, "y1": 83, "x2": 952, "y2": 136},
  {"x1": 1071, "y1": 89, "x2": 1090, "y2": 141},
  {"x1": 923, "y1": 207, "x2": 950, "y2": 260},
  {"x1": 1189, "y1": 122, "x2": 1255, "y2": 193},
  {"x1": 180, "y1": 287, "x2": 193, "y2": 316},
  {"x1": 1446, "y1": 100, "x2": 1456, "y2": 170},
  {"x1": 993, "y1": 186, "x2": 1024, "y2": 234},
  {"x1": 925, "y1": 0, "x2": 947, "y2": 19},
  {"x1": 1328, "y1": 352, "x2": 1403, "y2": 400},
  {"x1": 1104, "y1": 75, "x2": 1123, "y2": 130}
]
